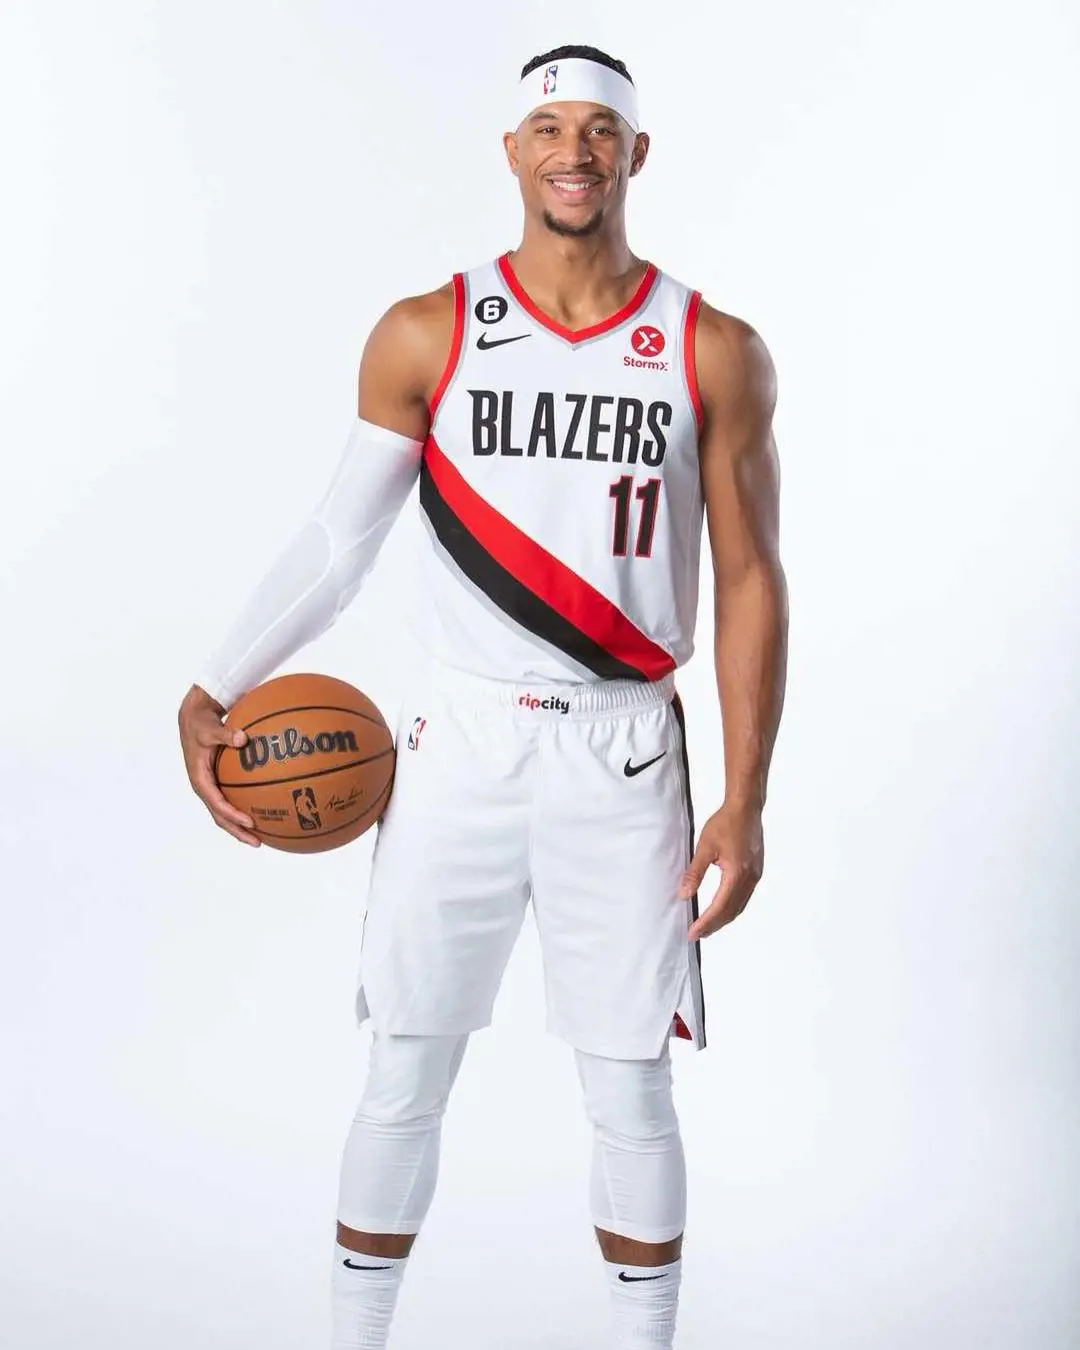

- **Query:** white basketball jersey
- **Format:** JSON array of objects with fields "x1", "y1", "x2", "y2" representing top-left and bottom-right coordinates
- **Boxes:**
[{"x1": 414, "y1": 251, "x2": 705, "y2": 684}]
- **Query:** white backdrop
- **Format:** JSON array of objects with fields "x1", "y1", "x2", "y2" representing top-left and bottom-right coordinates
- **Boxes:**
[{"x1": 1, "y1": 2, "x2": 1077, "y2": 1347}]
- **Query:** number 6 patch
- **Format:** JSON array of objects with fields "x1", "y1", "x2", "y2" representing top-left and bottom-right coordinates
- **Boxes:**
[{"x1": 474, "y1": 295, "x2": 509, "y2": 325}]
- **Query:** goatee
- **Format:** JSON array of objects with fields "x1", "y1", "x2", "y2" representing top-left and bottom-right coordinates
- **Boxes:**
[{"x1": 542, "y1": 207, "x2": 605, "y2": 238}]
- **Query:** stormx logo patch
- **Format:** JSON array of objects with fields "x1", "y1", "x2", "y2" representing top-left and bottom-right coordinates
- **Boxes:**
[
  {"x1": 518, "y1": 692, "x2": 570, "y2": 715},
  {"x1": 625, "y1": 325, "x2": 670, "y2": 371}
]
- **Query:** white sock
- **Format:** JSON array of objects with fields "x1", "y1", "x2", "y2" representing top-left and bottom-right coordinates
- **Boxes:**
[
  {"x1": 330, "y1": 1243, "x2": 410, "y2": 1350},
  {"x1": 604, "y1": 1257, "x2": 682, "y2": 1348}
]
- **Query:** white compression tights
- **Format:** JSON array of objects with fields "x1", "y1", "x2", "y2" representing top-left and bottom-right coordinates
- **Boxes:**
[
  {"x1": 575, "y1": 1035, "x2": 687, "y2": 1245},
  {"x1": 337, "y1": 1031, "x2": 470, "y2": 1235},
  {"x1": 336, "y1": 1031, "x2": 686, "y2": 1243}
]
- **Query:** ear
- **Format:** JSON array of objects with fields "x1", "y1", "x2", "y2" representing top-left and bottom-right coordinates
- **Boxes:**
[
  {"x1": 503, "y1": 130, "x2": 520, "y2": 175},
  {"x1": 628, "y1": 131, "x2": 650, "y2": 178}
]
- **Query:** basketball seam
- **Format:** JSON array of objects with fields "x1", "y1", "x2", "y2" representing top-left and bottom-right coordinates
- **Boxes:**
[
  {"x1": 236, "y1": 703, "x2": 390, "y2": 733},
  {"x1": 217, "y1": 746, "x2": 394, "y2": 790}
]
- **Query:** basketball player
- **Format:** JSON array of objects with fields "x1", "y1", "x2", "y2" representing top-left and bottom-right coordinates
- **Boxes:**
[{"x1": 177, "y1": 44, "x2": 787, "y2": 1350}]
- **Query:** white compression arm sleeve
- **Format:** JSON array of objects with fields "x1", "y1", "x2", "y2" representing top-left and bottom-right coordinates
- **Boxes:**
[{"x1": 193, "y1": 418, "x2": 424, "y2": 710}]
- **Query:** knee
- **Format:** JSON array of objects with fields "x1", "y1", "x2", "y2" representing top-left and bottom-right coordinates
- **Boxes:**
[{"x1": 574, "y1": 1047, "x2": 679, "y2": 1145}]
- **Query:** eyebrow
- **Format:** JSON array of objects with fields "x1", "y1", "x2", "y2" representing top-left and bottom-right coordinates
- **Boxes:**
[{"x1": 528, "y1": 107, "x2": 618, "y2": 124}]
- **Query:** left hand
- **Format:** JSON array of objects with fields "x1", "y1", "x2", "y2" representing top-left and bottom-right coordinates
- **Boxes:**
[{"x1": 678, "y1": 800, "x2": 765, "y2": 940}]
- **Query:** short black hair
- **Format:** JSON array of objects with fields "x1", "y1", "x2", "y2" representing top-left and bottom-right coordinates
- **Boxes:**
[{"x1": 520, "y1": 45, "x2": 633, "y2": 85}]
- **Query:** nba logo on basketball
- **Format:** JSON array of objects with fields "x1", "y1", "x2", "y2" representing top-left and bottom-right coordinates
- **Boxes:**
[
  {"x1": 292, "y1": 785, "x2": 322, "y2": 831},
  {"x1": 407, "y1": 716, "x2": 427, "y2": 750},
  {"x1": 543, "y1": 64, "x2": 558, "y2": 94}
]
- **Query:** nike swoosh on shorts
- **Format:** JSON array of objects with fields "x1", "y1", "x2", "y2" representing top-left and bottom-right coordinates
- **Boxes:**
[{"x1": 623, "y1": 752, "x2": 667, "y2": 777}]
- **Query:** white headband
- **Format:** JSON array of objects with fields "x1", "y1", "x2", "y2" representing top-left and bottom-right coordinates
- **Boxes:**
[{"x1": 515, "y1": 57, "x2": 640, "y2": 134}]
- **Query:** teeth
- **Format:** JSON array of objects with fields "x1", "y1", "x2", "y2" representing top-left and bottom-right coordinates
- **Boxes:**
[{"x1": 551, "y1": 180, "x2": 594, "y2": 193}]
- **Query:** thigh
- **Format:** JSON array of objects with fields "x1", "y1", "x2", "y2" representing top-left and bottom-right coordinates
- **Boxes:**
[
  {"x1": 530, "y1": 699, "x2": 695, "y2": 1059},
  {"x1": 358, "y1": 684, "x2": 533, "y2": 1035}
]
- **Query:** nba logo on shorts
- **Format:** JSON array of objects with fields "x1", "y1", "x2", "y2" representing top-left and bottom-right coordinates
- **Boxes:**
[
  {"x1": 543, "y1": 64, "x2": 558, "y2": 95},
  {"x1": 407, "y1": 716, "x2": 427, "y2": 751}
]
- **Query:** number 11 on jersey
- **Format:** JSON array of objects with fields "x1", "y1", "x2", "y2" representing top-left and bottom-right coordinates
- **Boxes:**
[{"x1": 610, "y1": 475, "x2": 661, "y2": 558}]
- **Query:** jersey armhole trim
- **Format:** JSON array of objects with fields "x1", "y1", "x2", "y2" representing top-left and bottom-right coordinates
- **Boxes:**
[
  {"x1": 683, "y1": 290, "x2": 704, "y2": 434},
  {"x1": 428, "y1": 272, "x2": 466, "y2": 423}
]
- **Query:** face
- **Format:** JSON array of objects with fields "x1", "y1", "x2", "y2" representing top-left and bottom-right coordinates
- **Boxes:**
[{"x1": 504, "y1": 102, "x2": 649, "y2": 238}]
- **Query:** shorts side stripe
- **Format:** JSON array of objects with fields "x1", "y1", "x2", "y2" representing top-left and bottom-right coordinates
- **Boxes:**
[{"x1": 672, "y1": 691, "x2": 707, "y2": 1048}]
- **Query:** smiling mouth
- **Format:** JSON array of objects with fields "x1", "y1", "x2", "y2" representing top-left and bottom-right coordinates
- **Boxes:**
[{"x1": 546, "y1": 176, "x2": 603, "y2": 201}]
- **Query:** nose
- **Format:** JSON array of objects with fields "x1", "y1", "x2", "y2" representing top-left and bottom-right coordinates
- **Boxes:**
[{"x1": 561, "y1": 132, "x2": 594, "y2": 166}]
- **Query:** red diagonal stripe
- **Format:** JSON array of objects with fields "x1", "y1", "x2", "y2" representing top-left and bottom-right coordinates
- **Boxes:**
[{"x1": 424, "y1": 438, "x2": 675, "y2": 681}]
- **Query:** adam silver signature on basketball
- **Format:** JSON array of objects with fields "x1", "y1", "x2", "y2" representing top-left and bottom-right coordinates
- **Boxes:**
[{"x1": 177, "y1": 42, "x2": 788, "y2": 1350}]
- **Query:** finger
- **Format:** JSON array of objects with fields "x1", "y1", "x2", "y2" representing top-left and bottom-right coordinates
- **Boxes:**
[
  {"x1": 688, "y1": 876, "x2": 738, "y2": 941},
  {"x1": 204, "y1": 793, "x2": 262, "y2": 845},
  {"x1": 193, "y1": 766, "x2": 257, "y2": 834},
  {"x1": 678, "y1": 842, "x2": 721, "y2": 899},
  {"x1": 196, "y1": 721, "x2": 248, "y2": 749},
  {"x1": 690, "y1": 867, "x2": 758, "y2": 939},
  {"x1": 213, "y1": 813, "x2": 263, "y2": 847},
  {"x1": 687, "y1": 901, "x2": 726, "y2": 942}
]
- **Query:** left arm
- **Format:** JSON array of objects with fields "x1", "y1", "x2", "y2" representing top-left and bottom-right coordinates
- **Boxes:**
[{"x1": 679, "y1": 303, "x2": 789, "y2": 939}]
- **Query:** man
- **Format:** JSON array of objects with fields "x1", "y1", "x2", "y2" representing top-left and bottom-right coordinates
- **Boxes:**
[{"x1": 178, "y1": 43, "x2": 787, "y2": 1350}]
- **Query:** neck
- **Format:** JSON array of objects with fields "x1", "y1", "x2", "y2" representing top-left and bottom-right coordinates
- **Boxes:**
[{"x1": 508, "y1": 218, "x2": 642, "y2": 307}]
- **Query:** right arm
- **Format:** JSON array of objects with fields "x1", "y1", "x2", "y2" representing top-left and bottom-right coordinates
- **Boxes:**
[{"x1": 178, "y1": 285, "x2": 454, "y2": 845}]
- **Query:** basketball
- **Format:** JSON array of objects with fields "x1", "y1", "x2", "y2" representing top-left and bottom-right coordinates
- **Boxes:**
[{"x1": 215, "y1": 672, "x2": 395, "y2": 853}]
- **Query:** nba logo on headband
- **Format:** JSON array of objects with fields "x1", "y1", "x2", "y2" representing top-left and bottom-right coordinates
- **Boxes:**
[{"x1": 543, "y1": 64, "x2": 558, "y2": 95}]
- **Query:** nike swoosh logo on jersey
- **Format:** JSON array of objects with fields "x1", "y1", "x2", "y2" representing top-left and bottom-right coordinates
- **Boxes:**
[
  {"x1": 343, "y1": 1259, "x2": 394, "y2": 1270},
  {"x1": 618, "y1": 1271, "x2": 668, "y2": 1282},
  {"x1": 476, "y1": 332, "x2": 531, "y2": 350},
  {"x1": 623, "y1": 752, "x2": 667, "y2": 777}
]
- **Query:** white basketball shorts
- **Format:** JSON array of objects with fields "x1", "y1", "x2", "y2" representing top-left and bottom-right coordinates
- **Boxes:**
[{"x1": 354, "y1": 661, "x2": 707, "y2": 1060}]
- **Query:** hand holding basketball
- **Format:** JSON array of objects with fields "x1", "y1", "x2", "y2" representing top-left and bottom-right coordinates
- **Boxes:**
[
  {"x1": 178, "y1": 686, "x2": 261, "y2": 847},
  {"x1": 212, "y1": 674, "x2": 395, "y2": 853}
]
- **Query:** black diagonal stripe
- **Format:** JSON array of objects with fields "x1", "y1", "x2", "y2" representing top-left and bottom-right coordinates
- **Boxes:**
[
  {"x1": 420, "y1": 461, "x2": 647, "y2": 682},
  {"x1": 672, "y1": 691, "x2": 706, "y2": 1046}
]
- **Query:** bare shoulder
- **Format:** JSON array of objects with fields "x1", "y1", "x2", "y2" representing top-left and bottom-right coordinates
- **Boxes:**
[
  {"x1": 693, "y1": 299, "x2": 778, "y2": 434},
  {"x1": 357, "y1": 280, "x2": 457, "y2": 436},
  {"x1": 374, "y1": 282, "x2": 456, "y2": 367}
]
